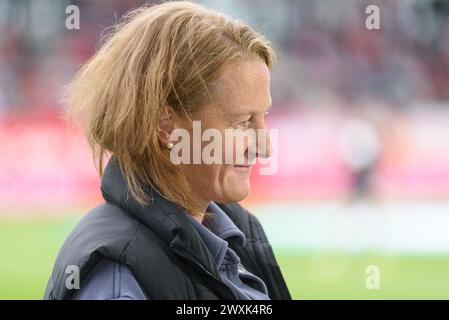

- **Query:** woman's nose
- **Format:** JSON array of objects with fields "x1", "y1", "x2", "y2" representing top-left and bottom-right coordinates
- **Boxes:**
[{"x1": 256, "y1": 127, "x2": 272, "y2": 159}]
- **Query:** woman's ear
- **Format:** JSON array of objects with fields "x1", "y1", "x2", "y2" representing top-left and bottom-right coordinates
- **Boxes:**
[{"x1": 157, "y1": 105, "x2": 181, "y2": 146}]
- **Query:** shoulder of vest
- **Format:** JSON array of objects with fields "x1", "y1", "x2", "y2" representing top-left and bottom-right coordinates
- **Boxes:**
[{"x1": 45, "y1": 202, "x2": 158, "y2": 299}]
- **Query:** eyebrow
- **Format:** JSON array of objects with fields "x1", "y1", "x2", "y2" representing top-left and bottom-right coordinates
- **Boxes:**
[{"x1": 225, "y1": 104, "x2": 273, "y2": 118}]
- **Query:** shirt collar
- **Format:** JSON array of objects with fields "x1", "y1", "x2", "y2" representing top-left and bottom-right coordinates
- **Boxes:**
[
  {"x1": 204, "y1": 202, "x2": 246, "y2": 247},
  {"x1": 185, "y1": 202, "x2": 246, "y2": 267}
]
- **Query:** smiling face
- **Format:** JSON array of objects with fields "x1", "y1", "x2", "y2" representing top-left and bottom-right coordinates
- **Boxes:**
[{"x1": 178, "y1": 56, "x2": 273, "y2": 212}]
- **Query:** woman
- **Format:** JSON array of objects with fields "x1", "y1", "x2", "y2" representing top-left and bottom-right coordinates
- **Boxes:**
[{"x1": 44, "y1": 1, "x2": 291, "y2": 300}]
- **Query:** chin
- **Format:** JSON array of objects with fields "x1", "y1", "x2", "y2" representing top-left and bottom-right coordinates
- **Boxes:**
[
  {"x1": 217, "y1": 169, "x2": 251, "y2": 203},
  {"x1": 223, "y1": 185, "x2": 250, "y2": 203}
]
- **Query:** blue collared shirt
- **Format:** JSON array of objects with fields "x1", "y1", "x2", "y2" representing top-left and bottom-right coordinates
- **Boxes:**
[{"x1": 73, "y1": 202, "x2": 270, "y2": 300}]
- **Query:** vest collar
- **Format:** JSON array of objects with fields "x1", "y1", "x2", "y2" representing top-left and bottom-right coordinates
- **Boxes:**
[{"x1": 100, "y1": 157, "x2": 219, "y2": 278}]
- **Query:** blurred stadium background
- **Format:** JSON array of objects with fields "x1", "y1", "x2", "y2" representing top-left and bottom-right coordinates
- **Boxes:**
[{"x1": 1, "y1": 0, "x2": 449, "y2": 299}]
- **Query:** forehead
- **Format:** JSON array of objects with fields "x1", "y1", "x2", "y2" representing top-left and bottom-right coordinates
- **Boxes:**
[{"x1": 212, "y1": 58, "x2": 272, "y2": 115}]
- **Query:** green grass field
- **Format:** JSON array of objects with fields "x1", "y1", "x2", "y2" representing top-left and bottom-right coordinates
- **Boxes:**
[{"x1": 1, "y1": 215, "x2": 449, "y2": 299}]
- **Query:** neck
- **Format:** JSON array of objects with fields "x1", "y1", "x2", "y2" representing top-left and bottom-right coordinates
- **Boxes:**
[
  {"x1": 192, "y1": 212, "x2": 205, "y2": 224},
  {"x1": 190, "y1": 197, "x2": 212, "y2": 224}
]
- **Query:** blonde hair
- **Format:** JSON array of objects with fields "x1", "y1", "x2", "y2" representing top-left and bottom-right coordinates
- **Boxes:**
[{"x1": 66, "y1": 1, "x2": 276, "y2": 216}]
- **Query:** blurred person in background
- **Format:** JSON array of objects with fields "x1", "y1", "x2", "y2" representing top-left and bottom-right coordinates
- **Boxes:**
[
  {"x1": 338, "y1": 115, "x2": 381, "y2": 203},
  {"x1": 43, "y1": 1, "x2": 291, "y2": 300}
]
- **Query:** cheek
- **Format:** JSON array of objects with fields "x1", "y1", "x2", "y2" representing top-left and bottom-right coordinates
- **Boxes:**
[
  {"x1": 183, "y1": 161, "x2": 251, "y2": 203},
  {"x1": 182, "y1": 164, "x2": 223, "y2": 197}
]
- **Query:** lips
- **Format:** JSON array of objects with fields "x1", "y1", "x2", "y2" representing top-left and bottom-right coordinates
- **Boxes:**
[{"x1": 233, "y1": 164, "x2": 253, "y2": 171}]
